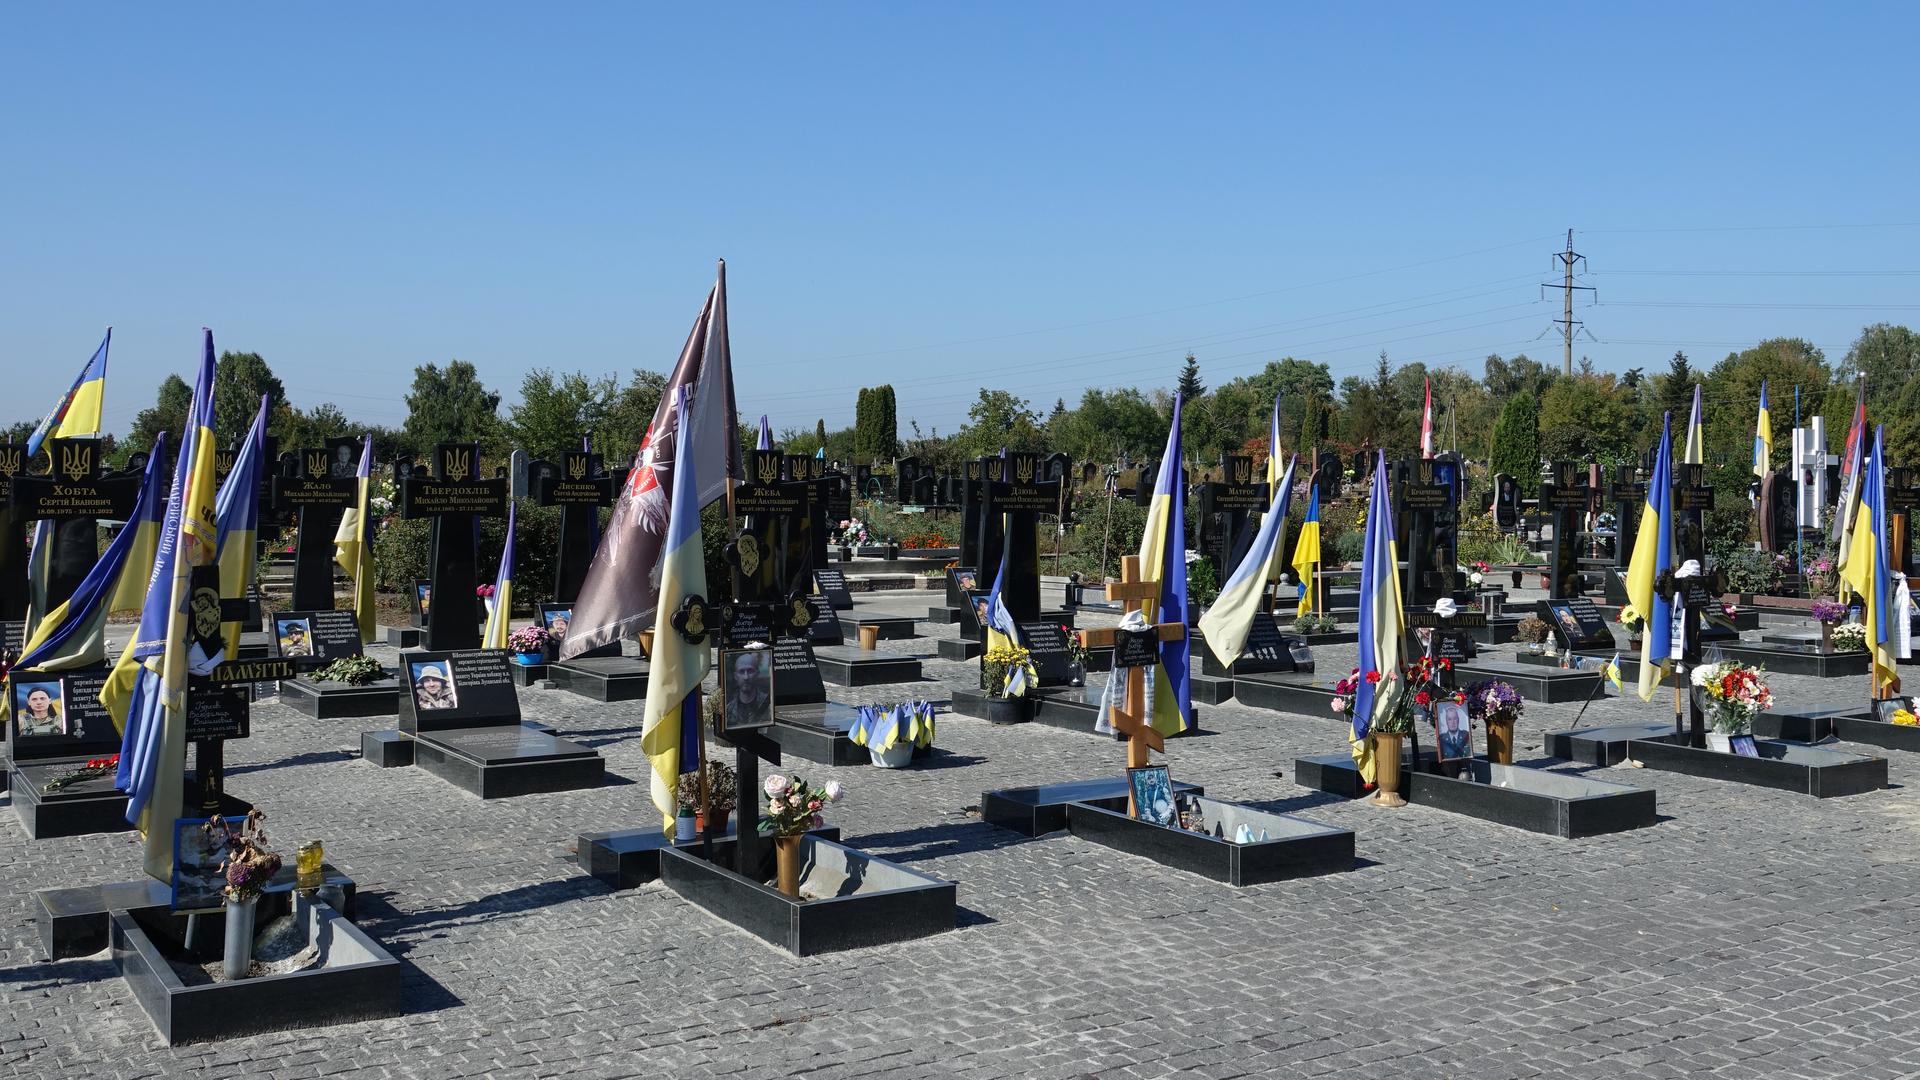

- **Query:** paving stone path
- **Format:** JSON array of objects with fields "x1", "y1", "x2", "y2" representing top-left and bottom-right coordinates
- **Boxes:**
[{"x1": 6, "y1": 582, "x2": 1920, "y2": 1078}]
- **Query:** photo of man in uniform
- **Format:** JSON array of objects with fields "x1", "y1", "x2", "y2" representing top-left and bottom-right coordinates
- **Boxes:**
[
  {"x1": 411, "y1": 663, "x2": 458, "y2": 710},
  {"x1": 542, "y1": 608, "x2": 571, "y2": 638},
  {"x1": 14, "y1": 682, "x2": 63, "y2": 737},
  {"x1": 723, "y1": 648, "x2": 773, "y2": 732},
  {"x1": 277, "y1": 618, "x2": 313, "y2": 657}
]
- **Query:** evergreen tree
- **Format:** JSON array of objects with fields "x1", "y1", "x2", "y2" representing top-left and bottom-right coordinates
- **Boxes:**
[
  {"x1": 404, "y1": 360, "x2": 501, "y2": 454},
  {"x1": 1488, "y1": 392, "x2": 1540, "y2": 483},
  {"x1": 1176, "y1": 353, "x2": 1205, "y2": 400},
  {"x1": 125, "y1": 374, "x2": 193, "y2": 459},
  {"x1": 213, "y1": 351, "x2": 284, "y2": 441}
]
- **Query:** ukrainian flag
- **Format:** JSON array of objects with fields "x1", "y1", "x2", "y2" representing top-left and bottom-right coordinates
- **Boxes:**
[
  {"x1": 1683, "y1": 383, "x2": 1705, "y2": 466},
  {"x1": 1198, "y1": 428, "x2": 1296, "y2": 669},
  {"x1": 1841, "y1": 425, "x2": 1900, "y2": 694},
  {"x1": 11, "y1": 433, "x2": 168, "y2": 672},
  {"x1": 1627, "y1": 414, "x2": 1676, "y2": 701},
  {"x1": 482, "y1": 501, "x2": 517, "y2": 650},
  {"x1": 332, "y1": 435, "x2": 376, "y2": 643},
  {"x1": 114, "y1": 331, "x2": 220, "y2": 882},
  {"x1": 25, "y1": 329, "x2": 109, "y2": 459},
  {"x1": 638, "y1": 386, "x2": 712, "y2": 832},
  {"x1": 982, "y1": 525, "x2": 1028, "y2": 696},
  {"x1": 1292, "y1": 484, "x2": 1322, "y2": 617},
  {"x1": 1136, "y1": 397, "x2": 1192, "y2": 736},
  {"x1": 214, "y1": 396, "x2": 270, "y2": 655},
  {"x1": 1351, "y1": 452, "x2": 1404, "y2": 780},
  {"x1": 1752, "y1": 380, "x2": 1772, "y2": 479}
]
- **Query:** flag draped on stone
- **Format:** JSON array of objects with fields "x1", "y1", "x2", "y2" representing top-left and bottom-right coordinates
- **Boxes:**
[
  {"x1": 333, "y1": 435, "x2": 377, "y2": 643},
  {"x1": 637, "y1": 386, "x2": 712, "y2": 832},
  {"x1": 1199, "y1": 400, "x2": 1294, "y2": 670},
  {"x1": 1627, "y1": 414, "x2": 1675, "y2": 702},
  {"x1": 1351, "y1": 452, "x2": 1404, "y2": 780},
  {"x1": 482, "y1": 502, "x2": 517, "y2": 650}
]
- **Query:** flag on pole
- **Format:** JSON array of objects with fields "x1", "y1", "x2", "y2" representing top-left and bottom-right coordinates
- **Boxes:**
[
  {"x1": 1841, "y1": 425, "x2": 1901, "y2": 694},
  {"x1": 757, "y1": 414, "x2": 772, "y2": 450},
  {"x1": 213, "y1": 396, "x2": 270, "y2": 656},
  {"x1": 1682, "y1": 384, "x2": 1705, "y2": 465},
  {"x1": 115, "y1": 330, "x2": 221, "y2": 882},
  {"x1": 1834, "y1": 420, "x2": 1867, "y2": 601},
  {"x1": 564, "y1": 261, "x2": 740, "y2": 660},
  {"x1": 12, "y1": 434, "x2": 168, "y2": 672},
  {"x1": 982, "y1": 524, "x2": 1028, "y2": 696},
  {"x1": 1752, "y1": 380, "x2": 1772, "y2": 479},
  {"x1": 1419, "y1": 377, "x2": 1434, "y2": 460},
  {"x1": 1136, "y1": 397, "x2": 1192, "y2": 736},
  {"x1": 482, "y1": 502, "x2": 517, "y2": 650},
  {"x1": 26, "y1": 330, "x2": 109, "y2": 459},
  {"x1": 1350, "y1": 453, "x2": 1404, "y2": 784},
  {"x1": 1604, "y1": 652, "x2": 1624, "y2": 692},
  {"x1": 638, "y1": 386, "x2": 712, "y2": 832},
  {"x1": 1199, "y1": 453, "x2": 1296, "y2": 668},
  {"x1": 1841, "y1": 378, "x2": 1867, "y2": 483},
  {"x1": 1627, "y1": 414, "x2": 1676, "y2": 701},
  {"x1": 1292, "y1": 483, "x2": 1322, "y2": 617},
  {"x1": 332, "y1": 435, "x2": 376, "y2": 643}
]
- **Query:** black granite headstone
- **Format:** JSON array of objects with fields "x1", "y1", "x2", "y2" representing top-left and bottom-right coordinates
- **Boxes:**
[
  {"x1": 815, "y1": 568, "x2": 855, "y2": 610},
  {"x1": 271, "y1": 447, "x2": 359, "y2": 611},
  {"x1": 269, "y1": 609, "x2": 366, "y2": 667},
  {"x1": 1539, "y1": 597, "x2": 1616, "y2": 652},
  {"x1": 1017, "y1": 620, "x2": 1074, "y2": 685},
  {"x1": 7, "y1": 668, "x2": 119, "y2": 763},
  {"x1": 10, "y1": 437, "x2": 140, "y2": 619},
  {"x1": 400, "y1": 443, "x2": 510, "y2": 652},
  {"x1": 396, "y1": 649, "x2": 521, "y2": 734}
]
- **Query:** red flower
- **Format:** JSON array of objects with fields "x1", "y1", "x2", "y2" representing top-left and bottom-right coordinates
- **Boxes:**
[
  {"x1": 1453, "y1": 691, "x2": 1466, "y2": 704},
  {"x1": 1366, "y1": 670, "x2": 1383, "y2": 685},
  {"x1": 1414, "y1": 691, "x2": 1432, "y2": 707},
  {"x1": 1440, "y1": 658, "x2": 1453, "y2": 670}
]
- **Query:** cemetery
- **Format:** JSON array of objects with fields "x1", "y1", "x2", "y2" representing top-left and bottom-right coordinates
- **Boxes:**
[{"x1": 9, "y1": 11, "x2": 1920, "y2": 1071}]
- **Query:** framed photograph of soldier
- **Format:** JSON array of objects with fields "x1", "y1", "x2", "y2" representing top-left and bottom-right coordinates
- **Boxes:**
[
  {"x1": 962, "y1": 593, "x2": 989, "y2": 636},
  {"x1": 274, "y1": 615, "x2": 315, "y2": 658},
  {"x1": 538, "y1": 605, "x2": 572, "y2": 639},
  {"x1": 13, "y1": 679, "x2": 65, "y2": 738},
  {"x1": 412, "y1": 580, "x2": 433, "y2": 627},
  {"x1": 396, "y1": 650, "x2": 522, "y2": 733},
  {"x1": 719, "y1": 647, "x2": 775, "y2": 734},
  {"x1": 8, "y1": 669, "x2": 121, "y2": 761},
  {"x1": 1432, "y1": 701, "x2": 1472, "y2": 762},
  {"x1": 270, "y1": 609, "x2": 366, "y2": 665},
  {"x1": 1128, "y1": 765, "x2": 1177, "y2": 826},
  {"x1": 172, "y1": 816, "x2": 244, "y2": 913}
]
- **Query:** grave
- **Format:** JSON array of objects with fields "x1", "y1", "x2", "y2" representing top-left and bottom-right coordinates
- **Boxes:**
[
  {"x1": 398, "y1": 442, "x2": 509, "y2": 652},
  {"x1": 980, "y1": 776, "x2": 1205, "y2": 838},
  {"x1": 367, "y1": 648, "x2": 606, "y2": 798},
  {"x1": 1397, "y1": 454, "x2": 1469, "y2": 608},
  {"x1": 268, "y1": 442, "x2": 359, "y2": 611},
  {"x1": 9, "y1": 666, "x2": 143, "y2": 838},
  {"x1": 1067, "y1": 793, "x2": 1353, "y2": 886},
  {"x1": 1450, "y1": 659, "x2": 1603, "y2": 703},
  {"x1": 272, "y1": 608, "x2": 399, "y2": 719},
  {"x1": 527, "y1": 446, "x2": 614, "y2": 605},
  {"x1": 1291, "y1": 753, "x2": 1656, "y2": 837},
  {"x1": 35, "y1": 861, "x2": 358, "y2": 961},
  {"x1": 9, "y1": 437, "x2": 142, "y2": 618},
  {"x1": 1193, "y1": 450, "x2": 1267, "y2": 594},
  {"x1": 0, "y1": 440, "x2": 26, "y2": 622},
  {"x1": 1625, "y1": 735, "x2": 1887, "y2": 798}
]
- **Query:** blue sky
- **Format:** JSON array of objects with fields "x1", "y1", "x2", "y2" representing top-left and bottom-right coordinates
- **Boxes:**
[{"x1": 5, "y1": 3, "x2": 1918, "y2": 440}]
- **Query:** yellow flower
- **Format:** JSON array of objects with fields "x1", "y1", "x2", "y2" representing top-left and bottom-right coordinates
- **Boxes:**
[{"x1": 1892, "y1": 710, "x2": 1917, "y2": 727}]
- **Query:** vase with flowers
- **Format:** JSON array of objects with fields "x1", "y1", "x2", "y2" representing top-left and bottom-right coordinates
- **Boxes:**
[
  {"x1": 761, "y1": 773, "x2": 845, "y2": 897},
  {"x1": 1465, "y1": 679, "x2": 1524, "y2": 764},
  {"x1": 206, "y1": 810, "x2": 283, "y2": 980},
  {"x1": 507, "y1": 624, "x2": 552, "y2": 665},
  {"x1": 1810, "y1": 600, "x2": 1848, "y2": 652},
  {"x1": 1691, "y1": 659, "x2": 1775, "y2": 752}
]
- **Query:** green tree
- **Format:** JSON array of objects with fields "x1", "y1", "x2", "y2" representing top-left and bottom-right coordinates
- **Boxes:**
[
  {"x1": 1705, "y1": 338, "x2": 1829, "y2": 468},
  {"x1": 954, "y1": 388, "x2": 1043, "y2": 459},
  {"x1": 1483, "y1": 353, "x2": 1554, "y2": 402},
  {"x1": 1488, "y1": 392, "x2": 1540, "y2": 483},
  {"x1": 1335, "y1": 352, "x2": 1412, "y2": 455},
  {"x1": 1176, "y1": 353, "x2": 1205, "y2": 400},
  {"x1": 1538, "y1": 371, "x2": 1639, "y2": 464},
  {"x1": 1052, "y1": 387, "x2": 1165, "y2": 462},
  {"x1": 404, "y1": 360, "x2": 501, "y2": 454},
  {"x1": 214, "y1": 351, "x2": 285, "y2": 441},
  {"x1": 507, "y1": 369, "x2": 615, "y2": 459},
  {"x1": 1827, "y1": 324, "x2": 1920, "y2": 451},
  {"x1": 124, "y1": 374, "x2": 193, "y2": 459},
  {"x1": 279, "y1": 402, "x2": 356, "y2": 452}
]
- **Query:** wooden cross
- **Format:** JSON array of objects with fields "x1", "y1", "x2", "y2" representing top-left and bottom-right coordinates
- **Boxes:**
[{"x1": 1078, "y1": 554, "x2": 1185, "y2": 814}]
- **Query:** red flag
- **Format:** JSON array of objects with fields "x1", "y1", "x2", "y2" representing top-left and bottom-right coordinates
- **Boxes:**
[
  {"x1": 1841, "y1": 379, "x2": 1866, "y2": 480},
  {"x1": 561, "y1": 261, "x2": 741, "y2": 660},
  {"x1": 1419, "y1": 377, "x2": 1434, "y2": 460}
]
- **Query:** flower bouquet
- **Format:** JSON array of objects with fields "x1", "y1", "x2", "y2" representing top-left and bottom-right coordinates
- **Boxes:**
[
  {"x1": 981, "y1": 643, "x2": 1037, "y2": 699},
  {"x1": 507, "y1": 624, "x2": 552, "y2": 663},
  {"x1": 1829, "y1": 622, "x2": 1867, "y2": 653},
  {"x1": 206, "y1": 810, "x2": 283, "y2": 980},
  {"x1": 1465, "y1": 679, "x2": 1523, "y2": 764},
  {"x1": 762, "y1": 773, "x2": 845, "y2": 896},
  {"x1": 1691, "y1": 659, "x2": 1774, "y2": 745},
  {"x1": 1810, "y1": 600, "x2": 1848, "y2": 624},
  {"x1": 42, "y1": 754, "x2": 120, "y2": 793}
]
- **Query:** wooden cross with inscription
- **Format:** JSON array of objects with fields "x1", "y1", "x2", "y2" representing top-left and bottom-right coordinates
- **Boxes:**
[{"x1": 1078, "y1": 554, "x2": 1185, "y2": 815}]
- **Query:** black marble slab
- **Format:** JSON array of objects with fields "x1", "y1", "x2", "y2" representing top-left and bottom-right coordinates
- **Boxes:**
[
  {"x1": 1541, "y1": 722, "x2": 1679, "y2": 766},
  {"x1": 1293, "y1": 752, "x2": 1408, "y2": 800},
  {"x1": 657, "y1": 835, "x2": 955, "y2": 956},
  {"x1": 509, "y1": 660, "x2": 549, "y2": 687},
  {"x1": 236, "y1": 631, "x2": 271, "y2": 659},
  {"x1": 1409, "y1": 760, "x2": 1656, "y2": 837},
  {"x1": 980, "y1": 776, "x2": 1205, "y2": 838},
  {"x1": 576, "y1": 825, "x2": 840, "y2": 890},
  {"x1": 1452, "y1": 660, "x2": 1603, "y2": 703},
  {"x1": 924, "y1": 605, "x2": 964, "y2": 624},
  {"x1": 1706, "y1": 642, "x2": 1870, "y2": 679},
  {"x1": 380, "y1": 624, "x2": 421, "y2": 649},
  {"x1": 360, "y1": 729, "x2": 414, "y2": 767},
  {"x1": 770, "y1": 702, "x2": 935, "y2": 767},
  {"x1": 1066, "y1": 795, "x2": 1354, "y2": 885},
  {"x1": 813, "y1": 645, "x2": 925, "y2": 687},
  {"x1": 548, "y1": 656, "x2": 651, "y2": 702},
  {"x1": 112, "y1": 899, "x2": 399, "y2": 1044},
  {"x1": 1189, "y1": 673, "x2": 1235, "y2": 706},
  {"x1": 950, "y1": 686, "x2": 1205, "y2": 738},
  {"x1": 280, "y1": 677, "x2": 400, "y2": 719},
  {"x1": 1626, "y1": 737, "x2": 1888, "y2": 798},
  {"x1": 409, "y1": 725, "x2": 605, "y2": 798},
  {"x1": 837, "y1": 615, "x2": 917, "y2": 641},
  {"x1": 1514, "y1": 649, "x2": 1683, "y2": 689},
  {"x1": 37, "y1": 863, "x2": 357, "y2": 961},
  {"x1": 935, "y1": 637, "x2": 984, "y2": 661},
  {"x1": 1229, "y1": 674, "x2": 1345, "y2": 718}
]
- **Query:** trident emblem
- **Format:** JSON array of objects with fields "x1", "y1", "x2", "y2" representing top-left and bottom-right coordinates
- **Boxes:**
[
  {"x1": 756, "y1": 452, "x2": 781, "y2": 486},
  {"x1": 305, "y1": 450, "x2": 328, "y2": 478},
  {"x1": 567, "y1": 454, "x2": 588, "y2": 481},
  {"x1": 443, "y1": 447, "x2": 473, "y2": 481},
  {"x1": 60, "y1": 442, "x2": 92, "y2": 482},
  {"x1": 1015, "y1": 455, "x2": 1035, "y2": 484},
  {"x1": 0, "y1": 445, "x2": 20, "y2": 477}
]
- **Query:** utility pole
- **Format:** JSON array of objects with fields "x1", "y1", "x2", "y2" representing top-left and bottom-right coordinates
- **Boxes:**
[{"x1": 1543, "y1": 228, "x2": 1594, "y2": 376}]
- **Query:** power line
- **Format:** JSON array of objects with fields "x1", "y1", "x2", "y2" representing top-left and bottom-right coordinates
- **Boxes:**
[{"x1": 1541, "y1": 228, "x2": 1594, "y2": 377}]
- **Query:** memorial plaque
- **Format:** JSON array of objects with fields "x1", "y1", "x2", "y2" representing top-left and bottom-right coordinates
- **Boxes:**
[
  {"x1": 1, "y1": 620, "x2": 22, "y2": 656},
  {"x1": 1405, "y1": 610, "x2": 1490, "y2": 628},
  {"x1": 815, "y1": 568, "x2": 855, "y2": 610},
  {"x1": 401, "y1": 476, "x2": 508, "y2": 517},
  {"x1": 269, "y1": 609, "x2": 366, "y2": 666},
  {"x1": 1541, "y1": 597, "x2": 1615, "y2": 652},
  {"x1": 1432, "y1": 629, "x2": 1475, "y2": 664},
  {"x1": 411, "y1": 580, "x2": 432, "y2": 627},
  {"x1": 946, "y1": 567, "x2": 980, "y2": 609},
  {"x1": 0, "y1": 442, "x2": 22, "y2": 504},
  {"x1": 771, "y1": 636, "x2": 827, "y2": 706},
  {"x1": 9, "y1": 438, "x2": 140, "y2": 519},
  {"x1": 958, "y1": 591, "x2": 988, "y2": 637},
  {"x1": 735, "y1": 451, "x2": 805, "y2": 515},
  {"x1": 1114, "y1": 627, "x2": 1161, "y2": 669},
  {"x1": 8, "y1": 668, "x2": 119, "y2": 761},
  {"x1": 1493, "y1": 473, "x2": 1520, "y2": 528},
  {"x1": 803, "y1": 594, "x2": 843, "y2": 646},
  {"x1": 271, "y1": 454, "x2": 358, "y2": 508},
  {"x1": 184, "y1": 684, "x2": 252, "y2": 742},
  {"x1": 1017, "y1": 620, "x2": 1075, "y2": 685},
  {"x1": 1238, "y1": 613, "x2": 1291, "y2": 664},
  {"x1": 397, "y1": 649, "x2": 522, "y2": 734},
  {"x1": 721, "y1": 602, "x2": 778, "y2": 648},
  {"x1": 718, "y1": 648, "x2": 776, "y2": 734},
  {"x1": 202, "y1": 657, "x2": 300, "y2": 684}
]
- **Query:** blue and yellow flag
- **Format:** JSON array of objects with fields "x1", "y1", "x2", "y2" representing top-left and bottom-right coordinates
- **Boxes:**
[
  {"x1": 482, "y1": 502, "x2": 517, "y2": 650},
  {"x1": 1752, "y1": 380, "x2": 1772, "y2": 479},
  {"x1": 638, "y1": 386, "x2": 713, "y2": 832},
  {"x1": 11, "y1": 433, "x2": 168, "y2": 672},
  {"x1": 982, "y1": 522, "x2": 1027, "y2": 696},
  {"x1": 1292, "y1": 483, "x2": 1322, "y2": 617},
  {"x1": 1604, "y1": 652, "x2": 1624, "y2": 692},
  {"x1": 1842, "y1": 425, "x2": 1900, "y2": 694},
  {"x1": 1683, "y1": 384, "x2": 1705, "y2": 466},
  {"x1": 214, "y1": 396, "x2": 270, "y2": 655},
  {"x1": 115, "y1": 330, "x2": 221, "y2": 882},
  {"x1": 1352, "y1": 452, "x2": 1404, "y2": 744},
  {"x1": 26, "y1": 329, "x2": 109, "y2": 459},
  {"x1": 1627, "y1": 414, "x2": 1676, "y2": 701},
  {"x1": 1198, "y1": 450, "x2": 1295, "y2": 669},
  {"x1": 1136, "y1": 397, "x2": 1191, "y2": 736},
  {"x1": 332, "y1": 435, "x2": 376, "y2": 643}
]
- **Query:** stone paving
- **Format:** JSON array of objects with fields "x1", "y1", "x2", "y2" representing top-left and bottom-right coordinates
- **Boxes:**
[{"x1": 7, "y1": 582, "x2": 1920, "y2": 1078}]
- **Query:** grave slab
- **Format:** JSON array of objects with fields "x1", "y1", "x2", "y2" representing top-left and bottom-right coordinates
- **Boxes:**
[
  {"x1": 836, "y1": 614, "x2": 917, "y2": 641},
  {"x1": 1065, "y1": 795, "x2": 1354, "y2": 885},
  {"x1": 380, "y1": 624, "x2": 421, "y2": 649},
  {"x1": 770, "y1": 702, "x2": 935, "y2": 767},
  {"x1": 657, "y1": 835, "x2": 955, "y2": 956},
  {"x1": 813, "y1": 645, "x2": 924, "y2": 687},
  {"x1": 1410, "y1": 761, "x2": 1656, "y2": 837},
  {"x1": 950, "y1": 686, "x2": 1205, "y2": 738},
  {"x1": 280, "y1": 676, "x2": 400, "y2": 719},
  {"x1": 36, "y1": 863, "x2": 358, "y2": 961},
  {"x1": 548, "y1": 656, "x2": 651, "y2": 702},
  {"x1": 1452, "y1": 660, "x2": 1603, "y2": 703},
  {"x1": 1293, "y1": 752, "x2": 1408, "y2": 800},
  {"x1": 936, "y1": 637, "x2": 985, "y2": 661},
  {"x1": 409, "y1": 725, "x2": 605, "y2": 798},
  {"x1": 577, "y1": 826, "x2": 841, "y2": 890},
  {"x1": 360, "y1": 729, "x2": 414, "y2": 767},
  {"x1": 1705, "y1": 642, "x2": 1869, "y2": 679},
  {"x1": 1229, "y1": 673, "x2": 1344, "y2": 719},
  {"x1": 1626, "y1": 736, "x2": 1888, "y2": 797},
  {"x1": 980, "y1": 776, "x2": 1205, "y2": 838}
]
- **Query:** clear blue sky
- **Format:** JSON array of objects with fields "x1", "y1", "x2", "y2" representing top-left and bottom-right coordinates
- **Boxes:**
[{"x1": 6, "y1": 3, "x2": 1918, "y2": 441}]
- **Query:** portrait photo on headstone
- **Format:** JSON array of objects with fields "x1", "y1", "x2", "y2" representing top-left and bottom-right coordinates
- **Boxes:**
[
  {"x1": 1433, "y1": 701, "x2": 1472, "y2": 762},
  {"x1": 13, "y1": 679, "x2": 64, "y2": 737},
  {"x1": 539, "y1": 605, "x2": 572, "y2": 639},
  {"x1": 1129, "y1": 765, "x2": 1177, "y2": 826},
  {"x1": 722, "y1": 647, "x2": 775, "y2": 733},
  {"x1": 411, "y1": 661, "x2": 459, "y2": 710},
  {"x1": 171, "y1": 816, "x2": 243, "y2": 914},
  {"x1": 275, "y1": 616, "x2": 314, "y2": 657}
]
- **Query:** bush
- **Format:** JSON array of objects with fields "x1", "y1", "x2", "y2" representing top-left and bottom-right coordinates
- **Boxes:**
[
  {"x1": 1718, "y1": 545, "x2": 1781, "y2": 596},
  {"x1": 1332, "y1": 530, "x2": 1365, "y2": 566},
  {"x1": 1456, "y1": 510, "x2": 1508, "y2": 566},
  {"x1": 373, "y1": 498, "x2": 576, "y2": 610},
  {"x1": 1489, "y1": 393, "x2": 1539, "y2": 485}
]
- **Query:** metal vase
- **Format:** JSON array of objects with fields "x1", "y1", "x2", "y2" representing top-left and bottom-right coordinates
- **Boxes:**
[
  {"x1": 1486, "y1": 718, "x2": 1516, "y2": 765},
  {"x1": 774, "y1": 834, "x2": 803, "y2": 898},
  {"x1": 1370, "y1": 733, "x2": 1407, "y2": 807},
  {"x1": 222, "y1": 895, "x2": 257, "y2": 980}
]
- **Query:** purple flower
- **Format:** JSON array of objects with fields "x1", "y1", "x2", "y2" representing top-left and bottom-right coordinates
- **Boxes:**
[{"x1": 1811, "y1": 601, "x2": 1849, "y2": 624}]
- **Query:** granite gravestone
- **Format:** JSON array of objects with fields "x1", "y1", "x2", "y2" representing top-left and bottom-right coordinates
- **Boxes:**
[
  {"x1": 1538, "y1": 597, "x2": 1615, "y2": 653},
  {"x1": 400, "y1": 443, "x2": 510, "y2": 651},
  {"x1": 9, "y1": 437, "x2": 141, "y2": 618},
  {"x1": 270, "y1": 609, "x2": 369, "y2": 667},
  {"x1": 270, "y1": 443, "x2": 360, "y2": 610},
  {"x1": 396, "y1": 650, "x2": 522, "y2": 733},
  {"x1": 730, "y1": 450, "x2": 829, "y2": 706},
  {"x1": 0, "y1": 440, "x2": 25, "y2": 621},
  {"x1": 1195, "y1": 452, "x2": 1269, "y2": 593},
  {"x1": 1540, "y1": 460, "x2": 1592, "y2": 599},
  {"x1": 529, "y1": 448, "x2": 614, "y2": 605},
  {"x1": 1493, "y1": 473, "x2": 1520, "y2": 531},
  {"x1": 814, "y1": 567, "x2": 855, "y2": 610},
  {"x1": 1407, "y1": 609, "x2": 1486, "y2": 666},
  {"x1": 1399, "y1": 455, "x2": 1464, "y2": 608}
]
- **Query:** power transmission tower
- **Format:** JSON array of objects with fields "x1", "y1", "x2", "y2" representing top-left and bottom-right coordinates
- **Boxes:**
[{"x1": 1541, "y1": 228, "x2": 1595, "y2": 376}]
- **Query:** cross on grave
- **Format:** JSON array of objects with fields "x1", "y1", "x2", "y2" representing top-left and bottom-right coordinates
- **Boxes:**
[
  {"x1": 1076, "y1": 555, "x2": 1184, "y2": 816},
  {"x1": 1886, "y1": 467, "x2": 1920, "y2": 575},
  {"x1": 398, "y1": 442, "x2": 509, "y2": 651},
  {"x1": 271, "y1": 440, "x2": 361, "y2": 610},
  {"x1": 1539, "y1": 460, "x2": 1594, "y2": 599},
  {"x1": 529, "y1": 447, "x2": 614, "y2": 604},
  {"x1": 1397, "y1": 455, "x2": 1463, "y2": 608},
  {"x1": 1195, "y1": 451, "x2": 1269, "y2": 594},
  {"x1": 9, "y1": 437, "x2": 143, "y2": 622},
  {"x1": 1655, "y1": 560, "x2": 1731, "y2": 748},
  {"x1": 0, "y1": 439, "x2": 28, "y2": 621}
]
